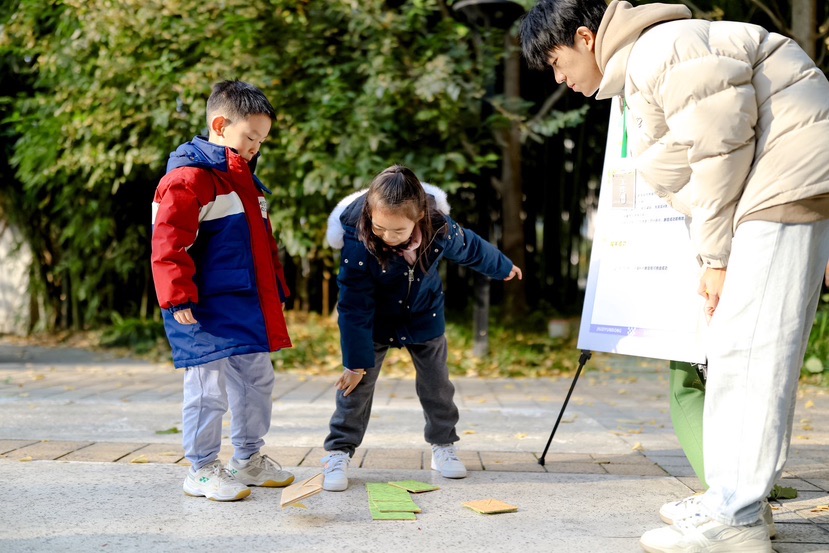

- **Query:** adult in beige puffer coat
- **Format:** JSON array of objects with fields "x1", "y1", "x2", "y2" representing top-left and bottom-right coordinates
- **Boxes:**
[{"x1": 521, "y1": 1, "x2": 829, "y2": 552}]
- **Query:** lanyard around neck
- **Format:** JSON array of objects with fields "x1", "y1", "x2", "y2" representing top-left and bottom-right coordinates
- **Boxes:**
[{"x1": 621, "y1": 97, "x2": 629, "y2": 159}]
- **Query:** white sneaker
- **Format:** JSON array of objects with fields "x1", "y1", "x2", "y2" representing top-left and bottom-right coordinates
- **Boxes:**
[
  {"x1": 659, "y1": 494, "x2": 703, "y2": 525},
  {"x1": 431, "y1": 443, "x2": 467, "y2": 479},
  {"x1": 660, "y1": 495, "x2": 777, "y2": 539},
  {"x1": 641, "y1": 513, "x2": 771, "y2": 553},
  {"x1": 182, "y1": 460, "x2": 251, "y2": 501},
  {"x1": 228, "y1": 452, "x2": 295, "y2": 487},
  {"x1": 322, "y1": 451, "x2": 350, "y2": 491}
]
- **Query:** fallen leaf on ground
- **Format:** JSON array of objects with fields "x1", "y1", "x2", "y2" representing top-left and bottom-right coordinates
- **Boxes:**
[
  {"x1": 155, "y1": 427, "x2": 181, "y2": 435},
  {"x1": 768, "y1": 485, "x2": 798, "y2": 500}
]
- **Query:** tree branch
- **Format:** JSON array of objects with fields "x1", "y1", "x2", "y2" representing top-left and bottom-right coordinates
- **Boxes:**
[
  {"x1": 436, "y1": 0, "x2": 452, "y2": 20},
  {"x1": 678, "y1": 0, "x2": 704, "y2": 16},
  {"x1": 527, "y1": 83, "x2": 567, "y2": 127},
  {"x1": 746, "y1": 0, "x2": 791, "y2": 35}
]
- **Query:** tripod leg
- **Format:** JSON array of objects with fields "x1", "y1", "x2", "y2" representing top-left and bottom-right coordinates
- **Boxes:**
[{"x1": 538, "y1": 350, "x2": 592, "y2": 466}]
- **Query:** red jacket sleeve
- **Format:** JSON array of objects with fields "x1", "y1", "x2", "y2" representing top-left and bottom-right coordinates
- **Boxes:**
[{"x1": 151, "y1": 169, "x2": 215, "y2": 309}]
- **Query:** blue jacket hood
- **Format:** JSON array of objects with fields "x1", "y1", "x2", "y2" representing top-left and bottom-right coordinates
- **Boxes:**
[{"x1": 165, "y1": 136, "x2": 271, "y2": 194}]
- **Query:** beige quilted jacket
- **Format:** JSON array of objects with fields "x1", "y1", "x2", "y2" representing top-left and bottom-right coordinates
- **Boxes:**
[{"x1": 595, "y1": 1, "x2": 829, "y2": 268}]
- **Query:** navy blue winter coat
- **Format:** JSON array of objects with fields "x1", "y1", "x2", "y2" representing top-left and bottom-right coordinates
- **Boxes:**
[{"x1": 326, "y1": 185, "x2": 514, "y2": 370}]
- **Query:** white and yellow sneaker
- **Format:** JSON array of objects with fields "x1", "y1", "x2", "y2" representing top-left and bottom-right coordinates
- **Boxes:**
[
  {"x1": 183, "y1": 460, "x2": 250, "y2": 501},
  {"x1": 228, "y1": 452, "x2": 294, "y2": 487}
]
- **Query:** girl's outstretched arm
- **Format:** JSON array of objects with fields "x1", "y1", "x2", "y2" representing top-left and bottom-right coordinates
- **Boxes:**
[{"x1": 505, "y1": 265, "x2": 523, "y2": 281}]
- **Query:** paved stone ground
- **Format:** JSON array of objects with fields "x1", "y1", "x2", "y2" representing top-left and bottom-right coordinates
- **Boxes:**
[{"x1": 1, "y1": 341, "x2": 829, "y2": 551}]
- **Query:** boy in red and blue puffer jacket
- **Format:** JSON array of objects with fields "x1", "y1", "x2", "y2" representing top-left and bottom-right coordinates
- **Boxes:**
[{"x1": 151, "y1": 80, "x2": 293, "y2": 501}]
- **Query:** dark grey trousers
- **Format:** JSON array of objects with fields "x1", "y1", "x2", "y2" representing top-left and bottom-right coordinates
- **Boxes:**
[{"x1": 324, "y1": 335, "x2": 460, "y2": 455}]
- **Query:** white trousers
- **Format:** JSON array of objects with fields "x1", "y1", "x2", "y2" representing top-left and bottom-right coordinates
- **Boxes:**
[
  {"x1": 182, "y1": 352, "x2": 275, "y2": 470},
  {"x1": 700, "y1": 220, "x2": 829, "y2": 525}
]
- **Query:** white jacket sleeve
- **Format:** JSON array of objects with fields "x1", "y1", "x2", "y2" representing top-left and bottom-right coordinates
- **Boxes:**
[{"x1": 635, "y1": 53, "x2": 757, "y2": 269}]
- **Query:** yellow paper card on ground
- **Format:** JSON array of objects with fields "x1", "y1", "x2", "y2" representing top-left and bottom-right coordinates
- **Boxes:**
[
  {"x1": 463, "y1": 499, "x2": 518, "y2": 514},
  {"x1": 280, "y1": 473, "x2": 324, "y2": 509}
]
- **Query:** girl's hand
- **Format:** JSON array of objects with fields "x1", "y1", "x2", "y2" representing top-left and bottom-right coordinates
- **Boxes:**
[
  {"x1": 173, "y1": 308, "x2": 198, "y2": 325},
  {"x1": 337, "y1": 368, "x2": 367, "y2": 396},
  {"x1": 505, "y1": 265, "x2": 523, "y2": 281},
  {"x1": 698, "y1": 268, "x2": 726, "y2": 323}
]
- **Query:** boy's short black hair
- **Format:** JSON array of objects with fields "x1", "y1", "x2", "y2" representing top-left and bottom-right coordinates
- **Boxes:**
[
  {"x1": 205, "y1": 80, "x2": 276, "y2": 127},
  {"x1": 520, "y1": 0, "x2": 608, "y2": 70}
]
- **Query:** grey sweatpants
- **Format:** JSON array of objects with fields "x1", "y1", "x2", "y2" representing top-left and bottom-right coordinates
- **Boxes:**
[
  {"x1": 182, "y1": 352, "x2": 275, "y2": 470},
  {"x1": 324, "y1": 335, "x2": 460, "y2": 455}
]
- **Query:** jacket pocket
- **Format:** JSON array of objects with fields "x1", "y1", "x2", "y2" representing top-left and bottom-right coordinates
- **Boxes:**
[{"x1": 198, "y1": 268, "x2": 253, "y2": 296}]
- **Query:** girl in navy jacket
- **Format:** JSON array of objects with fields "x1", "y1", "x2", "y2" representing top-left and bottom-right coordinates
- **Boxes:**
[{"x1": 320, "y1": 165, "x2": 522, "y2": 491}]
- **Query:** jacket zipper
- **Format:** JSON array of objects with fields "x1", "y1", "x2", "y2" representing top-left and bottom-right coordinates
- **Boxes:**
[{"x1": 403, "y1": 223, "x2": 446, "y2": 304}]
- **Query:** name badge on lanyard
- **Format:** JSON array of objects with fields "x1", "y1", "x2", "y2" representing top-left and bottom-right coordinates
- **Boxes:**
[
  {"x1": 259, "y1": 197, "x2": 268, "y2": 219},
  {"x1": 610, "y1": 97, "x2": 636, "y2": 209}
]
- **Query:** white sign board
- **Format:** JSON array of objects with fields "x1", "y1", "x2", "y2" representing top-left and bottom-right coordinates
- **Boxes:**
[{"x1": 577, "y1": 99, "x2": 706, "y2": 363}]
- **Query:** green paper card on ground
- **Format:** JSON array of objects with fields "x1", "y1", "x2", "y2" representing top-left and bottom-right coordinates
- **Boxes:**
[
  {"x1": 366, "y1": 483, "x2": 410, "y2": 500},
  {"x1": 367, "y1": 482, "x2": 422, "y2": 520},
  {"x1": 371, "y1": 499, "x2": 421, "y2": 513},
  {"x1": 370, "y1": 506, "x2": 417, "y2": 521},
  {"x1": 388, "y1": 480, "x2": 439, "y2": 493}
]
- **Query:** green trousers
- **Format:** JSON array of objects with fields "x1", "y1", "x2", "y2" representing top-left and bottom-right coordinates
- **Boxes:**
[{"x1": 669, "y1": 361, "x2": 706, "y2": 488}]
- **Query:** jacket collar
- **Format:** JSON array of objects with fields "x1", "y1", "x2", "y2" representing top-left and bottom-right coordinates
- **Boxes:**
[
  {"x1": 595, "y1": 0, "x2": 691, "y2": 100},
  {"x1": 165, "y1": 136, "x2": 271, "y2": 194}
]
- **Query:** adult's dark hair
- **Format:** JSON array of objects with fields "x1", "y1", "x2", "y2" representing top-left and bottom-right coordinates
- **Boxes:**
[
  {"x1": 205, "y1": 80, "x2": 276, "y2": 128},
  {"x1": 357, "y1": 165, "x2": 446, "y2": 270},
  {"x1": 519, "y1": 0, "x2": 608, "y2": 70}
]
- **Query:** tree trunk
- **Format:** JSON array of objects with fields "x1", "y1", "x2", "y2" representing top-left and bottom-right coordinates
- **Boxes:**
[
  {"x1": 499, "y1": 32, "x2": 527, "y2": 318},
  {"x1": 472, "y1": 272, "x2": 490, "y2": 357},
  {"x1": 791, "y1": 0, "x2": 817, "y2": 59}
]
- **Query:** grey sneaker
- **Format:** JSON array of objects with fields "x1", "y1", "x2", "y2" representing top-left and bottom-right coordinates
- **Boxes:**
[
  {"x1": 322, "y1": 451, "x2": 350, "y2": 492},
  {"x1": 228, "y1": 452, "x2": 295, "y2": 487},
  {"x1": 660, "y1": 495, "x2": 777, "y2": 539},
  {"x1": 182, "y1": 460, "x2": 250, "y2": 501},
  {"x1": 641, "y1": 513, "x2": 771, "y2": 552},
  {"x1": 431, "y1": 443, "x2": 467, "y2": 479}
]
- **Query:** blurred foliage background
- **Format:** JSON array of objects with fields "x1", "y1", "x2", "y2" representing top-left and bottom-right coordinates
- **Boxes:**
[{"x1": 0, "y1": 0, "x2": 827, "y2": 377}]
